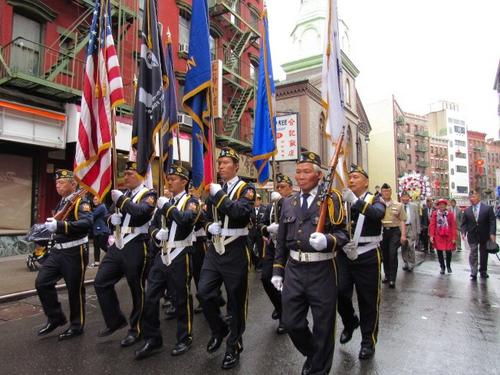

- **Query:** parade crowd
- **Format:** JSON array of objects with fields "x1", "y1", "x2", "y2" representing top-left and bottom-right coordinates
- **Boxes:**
[{"x1": 32, "y1": 148, "x2": 497, "y2": 375}]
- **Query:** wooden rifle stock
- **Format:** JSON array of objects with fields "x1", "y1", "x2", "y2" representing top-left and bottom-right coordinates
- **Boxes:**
[
  {"x1": 315, "y1": 125, "x2": 346, "y2": 233},
  {"x1": 53, "y1": 190, "x2": 87, "y2": 221}
]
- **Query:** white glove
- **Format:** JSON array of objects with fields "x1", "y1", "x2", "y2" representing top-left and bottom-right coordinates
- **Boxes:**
[
  {"x1": 343, "y1": 240, "x2": 358, "y2": 260},
  {"x1": 110, "y1": 213, "x2": 123, "y2": 225},
  {"x1": 309, "y1": 232, "x2": 327, "y2": 251},
  {"x1": 267, "y1": 223, "x2": 279, "y2": 235},
  {"x1": 157, "y1": 196, "x2": 169, "y2": 210},
  {"x1": 209, "y1": 183, "x2": 222, "y2": 196},
  {"x1": 111, "y1": 189, "x2": 123, "y2": 203},
  {"x1": 271, "y1": 276, "x2": 283, "y2": 292},
  {"x1": 45, "y1": 218, "x2": 57, "y2": 233},
  {"x1": 208, "y1": 222, "x2": 222, "y2": 235},
  {"x1": 155, "y1": 228, "x2": 169, "y2": 241},
  {"x1": 341, "y1": 188, "x2": 357, "y2": 204},
  {"x1": 270, "y1": 191, "x2": 282, "y2": 202}
]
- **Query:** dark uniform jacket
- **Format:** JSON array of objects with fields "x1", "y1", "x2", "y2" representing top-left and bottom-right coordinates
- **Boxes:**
[
  {"x1": 272, "y1": 189, "x2": 349, "y2": 278},
  {"x1": 349, "y1": 192, "x2": 385, "y2": 244},
  {"x1": 53, "y1": 193, "x2": 93, "y2": 243}
]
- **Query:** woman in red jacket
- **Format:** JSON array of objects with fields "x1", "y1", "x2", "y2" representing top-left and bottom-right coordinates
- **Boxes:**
[{"x1": 429, "y1": 199, "x2": 457, "y2": 274}]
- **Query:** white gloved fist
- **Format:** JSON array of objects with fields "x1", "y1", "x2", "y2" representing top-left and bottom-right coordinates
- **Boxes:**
[
  {"x1": 209, "y1": 183, "x2": 222, "y2": 196},
  {"x1": 155, "y1": 228, "x2": 169, "y2": 241},
  {"x1": 157, "y1": 196, "x2": 169, "y2": 210},
  {"x1": 208, "y1": 222, "x2": 222, "y2": 235},
  {"x1": 343, "y1": 240, "x2": 358, "y2": 260},
  {"x1": 309, "y1": 232, "x2": 327, "y2": 251},
  {"x1": 270, "y1": 191, "x2": 282, "y2": 202},
  {"x1": 267, "y1": 223, "x2": 279, "y2": 235},
  {"x1": 111, "y1": 189, "x2": 124, "y2": 203},
  {"x1": 45, "y1": 218, "x2": 57, "y2": 233},
  {"x1": 271, "y1": 276, "x2": 283, "y2": 292},
  {"x1": 110, "y1": 213, "x2": 123, "y2": 225},
  {"x1": 341, "y1": 188, "x2": 357, "y2": 204}
]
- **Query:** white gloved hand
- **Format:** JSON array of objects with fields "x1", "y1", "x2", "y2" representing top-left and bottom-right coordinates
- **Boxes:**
[
  {"x1": 157, "y1": 196, "x2": 169, "y2": 210},
  {"x1": 270, "y1": 191, "x2": 282, "y2": 202},
  {"x1": 271, "y1": 276, "x2": 283, "y2": 292},
  {"x1": 343, "y1": 240, "x2": 358, "y2": 260},
  {"x1": 341, "y1": 188, "x2": 357, "y2": 204},
  {"x1": 267, "y1": 223, "x2": 279, "y2": 235},
  {"x1": 111, "y1": 189, "x2": 124, "y2": 203},
  {"x1": 309, "y1": 232, "x2": 328, "y2": 251},
  {"x1": 208, "y1": 222, "x2": 222, "y2": 235},
  {"x1": 209, "y1": 183, "x2": 222, "y2": 196},
  {"x1": 45, "y1": 218, "x2": 57, "y2": 233},
  {"x1": 110, "y1": 213, "x2": 123, "y2": 225},
  {"x1": 155, "y1": 228, "x2": 169, "y2": 241}
]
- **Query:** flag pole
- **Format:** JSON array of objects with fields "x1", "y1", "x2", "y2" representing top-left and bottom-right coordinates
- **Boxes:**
[{"x1": 111, "y1": 108, "x2": 122, "y2": 245}]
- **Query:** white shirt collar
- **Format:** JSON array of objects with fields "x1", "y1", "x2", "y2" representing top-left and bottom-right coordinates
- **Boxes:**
[
  {"x1": 131, "y1": 184, "x2": 145, "y2": 196},
  {"x1": 301, "y1": 186, "x2": 318, "y2": 198},
  {"x1": 225, "y1": 176, "x2": 240, "y2": 192},
  {"x1": 173, "y1": 191, "x2": 185, "y2": 203}
]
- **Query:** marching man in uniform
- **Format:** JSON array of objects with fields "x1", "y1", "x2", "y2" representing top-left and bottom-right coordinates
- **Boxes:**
[
  {"x1": 36, "y1": 169, "x2": 93, "y2": 340},
  {"x1": 94, "y1": 161, "x2": 157, "y2": 347},
  {"x1": 338, "y1": 165, "x2": 386, "y2": 360},
  {"x1": 271, "y1": 152, "x2": 348, "y2": 375},
  {"x1": 197, "y1": 148, "x2": 255, "y2": 370},
  {"x1": 135, "y1": 165, "x2": 200, "y2": 359}
]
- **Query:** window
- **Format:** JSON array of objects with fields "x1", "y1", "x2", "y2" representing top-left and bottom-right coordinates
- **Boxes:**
[
  {"x1": 179, "y1": 15, "x2": 190, "y2": 46},
  {"x1": 455, "y1": 140, "x2": 466, "y2": 147},
  {"x1": 450, "y1": 154, "x2": 454, "y2": 161},
  {"x1": 457, "y1": 186, "x2": 468, "y2": 194},
  {"x1": 456, "y1": 152, "x2": 466, "y2": 159},
  {"x1": 451, "y1": 168, "x2": 454, "y2": 175},
  {"x1": 454, "y1": 126, "x2": 465, "y2": 135},
  {"x1": 407, "y1": 154, "x2": 412, "y2": 163},
  {"x1": 456, "y1": 165, "x2": 467, "y2": 173},
  {"x1": 344, "y1": 79, "x2": 351, "y2": 106},
  {"x1": 209, "y1": 35, "x2": 216, "y2": 60},
  {"x1": 11, "y1": 13, "x2": 42, "y2": 75},
  {"x1": 406, "y1": 139, "x2": 411, "y2": 150}
]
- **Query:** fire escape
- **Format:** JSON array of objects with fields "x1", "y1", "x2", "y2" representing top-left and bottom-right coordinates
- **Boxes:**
[{"x1": 0, "y1": 0, "x2": 136, "y2": 110}]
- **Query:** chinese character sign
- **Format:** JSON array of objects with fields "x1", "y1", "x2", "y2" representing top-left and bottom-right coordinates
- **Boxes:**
[{"x1": 275, "y1": 113, "x2": 299, "y2": 161}]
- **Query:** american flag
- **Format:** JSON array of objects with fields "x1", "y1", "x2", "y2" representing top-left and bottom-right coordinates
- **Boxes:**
[{"x1": 74, "y1": 0, "x2": 125, "y2": 201}]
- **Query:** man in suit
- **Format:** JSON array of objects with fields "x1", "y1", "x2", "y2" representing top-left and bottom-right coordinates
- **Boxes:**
[
  {"x1": 401, "y1": 191, "x2": 420, "y2": 271},
  {"x1": 449, "y1": 199, "x2": 463, "y2": 251},
  {"x1": 248, "y1": 194, "x2": 267, "y2": 270},
  {"x1": 420, "y1": 198, "x2": 434, "y2": 254},
  {"x1": 461, "y1": 189, "x2": 497, "y2": 280}
]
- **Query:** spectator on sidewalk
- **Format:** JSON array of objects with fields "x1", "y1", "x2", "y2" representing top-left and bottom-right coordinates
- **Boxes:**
[
  {"x1": 449, "y1": 199, "x2": 463, "y2": 251},
  {"x1": 91, "y1": 196, "x2": 110, "y2": 267},
  {"x1": 420, "y1": 198, "x2": 434, "y2": 254},
  {"x1": 429, "y1": 199, "x2": 456, "y2": 274},
  {"x1": 400, "y1": 191, "x2": 420, "y2": 271}
]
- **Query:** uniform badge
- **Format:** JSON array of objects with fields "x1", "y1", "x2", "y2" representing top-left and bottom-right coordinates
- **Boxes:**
[
  {"x1": 188, "y1": 202, "x2": 198, "y2": 211},
  {"x1": 245, "y1": 189, "x2": 255, "y2": 200},
  {"x1": 81, "y1": 203, "x2": 91, "y2": 212},
  {"x1": 146, "y1": 196, "x2": 155, "y2": 206}
]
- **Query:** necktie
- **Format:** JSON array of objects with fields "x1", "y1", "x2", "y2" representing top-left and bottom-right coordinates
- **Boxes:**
[
  {"x1": 222, "y1": 183, "x2": 228, "y2": 193},
  {"x1": 301, "y1": 193, "x2": 310, "y2": 210},
  {"x1": 473, "y1": 205, "x2": 478, "y2": 221},
  {"x1": 169, "y1": 197, "x2": 175, "y2": 205},
  {"x1": 405, "y1": 204, "x2": 410, "y2": 224}
]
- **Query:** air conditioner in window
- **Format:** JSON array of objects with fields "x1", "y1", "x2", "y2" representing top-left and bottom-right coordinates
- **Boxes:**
[
  {"x1": 178, "y1": 43, "x2": 189, "y2": 54},
  {"x1": 177, "y1": 113, "x2": 193, "y2": 127}
]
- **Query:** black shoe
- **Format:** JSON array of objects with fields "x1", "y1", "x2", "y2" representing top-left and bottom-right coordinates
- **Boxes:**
[
  {"x1": 276, "y1": 320, "x2": 286, "y2": 334},
  {"x1": 271, "y1": 309, "x2": 280, "y2": 320},
  {"x1": 97, "y1": 320, "x2": 127, "y2": 337},
  {"x1": 301, "y1": 357, "x2": 312, "y2": 375},
  {"x1": 207, "y1": 326, "x2": 229, "y2": 353},
  {"x1": 389, "y1": 281, "x2": 396, "y2": 289},
  {"x1": 382, "y1": 278, "x2": 389, "y2": 284},
  {"x1": 447, "y1": 266, "x2": 452, "y2": 273},
  {"x1": 221, "y1": 349, "x2": 240, "y2": 370},
  {"x1": 440, "y1": 268, "x2": 445, "y2": 275},
  {"x1": 121, "y1": 333, "x2": 140, "y2": 347},
  {"x1": 37, "y1": 318, "x2": 67, "y2": 336},
  {"x1": 359, "y1": 345, "x2": 375, "y2": 360},
  {"x1": 135, "y1": 339, "x2": 163, "y2": 360},
  {"x1": 480, "y1": 273, "x2": 489, "y2": 279},
  {"x1": 339, "y1": 315, "x2": 359, "y2": 344},
  {"x1": 471, "y1": 274, "x2": 477, "y2": 281},
  {"x1": 402, "y1": 265, "x2": 409, "y2": 271},
  {"x1": 58, "y1": 327, "x2": 83, "y2": 341},
  {"x1": 171, "y1": 337, "x2": 192, "y2": 356},
  {"x1": 194, "y1": 304, "x2": 203, "y2": 314}
]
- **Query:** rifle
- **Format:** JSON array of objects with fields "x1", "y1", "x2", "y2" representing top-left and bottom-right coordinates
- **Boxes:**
[
  {"x1": 315, "y1": 123, "x2": 346, "y2": 233},
  {"x1": 53, "y1": 189, "x2": 88, "y2": 220}
]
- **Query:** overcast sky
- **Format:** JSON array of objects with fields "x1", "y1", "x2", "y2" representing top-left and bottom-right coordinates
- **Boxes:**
[{"x1": 266, "y1": 0, "x2": 500, "y2": 138}]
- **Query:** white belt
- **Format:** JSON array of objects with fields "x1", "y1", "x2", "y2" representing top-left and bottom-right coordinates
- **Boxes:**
[
  {"x1": 358, "y1": 235, "x2": 383, "y2": 242},
  {"x1": 221, "y1": 228, "x2": 249, "y2": 236},
  {"x1": 356, "y1": 242, "x2": 379, "y2": 255},
  {"x1": 54, "y1": 237, "x2": 88, "y2": 249},
  {"x1": 289, "y1": 250, "x2": 334, "y2": 262},
  {"x1": 167, "y1": 239, "x2": 193, "y2": 249},
  {"x1": 121, "y1": 226, "x2": 149, "y2": 234},
  {"x1": 194, "y1": 228, "x2": 207, "y2": 238}
]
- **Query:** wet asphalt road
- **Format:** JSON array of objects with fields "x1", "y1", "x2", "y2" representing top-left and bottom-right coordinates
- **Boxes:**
[{"x1": 1, "y1": 249, "x2": 499, "y2": 375}]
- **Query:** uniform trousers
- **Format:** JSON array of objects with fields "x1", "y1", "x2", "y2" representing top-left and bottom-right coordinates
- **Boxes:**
[
  {"x1": 36, "y1": 244, "x2": 89, "y2": 329},
  {"x1": 381, "y1": 227, "x2": 401, "y2": 282},
  {"x1": 142, "y1": 250, "x2": 193, "y2": 343},
  {"x1": 197, "y1": 237, "x2": 250, "y2": 351},
  {"x1": 94, "y1": 239, "x2": 148, "y2": 336},
  {"x1": 281, "y1": 257, "x2": 337, "y2": 375},
  {"x1": 191, "y1": 238, "x2": 207, "y2": 293},
  {"x1": 261, "y1": 240, "x2": 282, "y2": 316},
  {"x1": 337, "y1": 248, "x2": 382, "y2": 349}
]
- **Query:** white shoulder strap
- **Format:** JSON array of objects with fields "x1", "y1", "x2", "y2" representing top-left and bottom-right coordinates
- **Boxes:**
[
  {"x1": 222, "y1": 180, "x2": 246, "y2": 230},
  {"x1": 167, "y1": 193, "x2": 190, "y2": 248},
  {"x1": 353, "y1": 193, "x2": 374, "y2": 246}
]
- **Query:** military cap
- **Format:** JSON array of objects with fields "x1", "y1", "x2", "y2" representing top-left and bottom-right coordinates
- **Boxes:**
[
  {"x1": 381, "y1": 183, "x2": 391, "y2": 190},
  {"x1": 298, "y1": 151, "x2": 321, "y2": 167},
  {"x1": 348, "y1": 164, "x2": 369, "y2": 178},
  {"x1": 54, "y1": 169, "x2": 73, "y2": 180},
  {"x1": 168, "y1": 164, "x2": 189, "y2": 180},
  {"x1": 125, "y1": 161, "x2": 138, "y2": 171},
  {"x1": 219, "y1": 148, "x2": 239, "y2": 162},
  {"x1": 276, "y1": 173, "x2": 293, "y2": 186}
]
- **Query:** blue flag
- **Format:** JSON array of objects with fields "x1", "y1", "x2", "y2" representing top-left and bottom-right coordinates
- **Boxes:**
[
  {"x1": 182, "y1": 0, "x2": 213, "y2": 190},
  {"x1": 252, "y1": 9, "x2": 277, "y2": 184}
]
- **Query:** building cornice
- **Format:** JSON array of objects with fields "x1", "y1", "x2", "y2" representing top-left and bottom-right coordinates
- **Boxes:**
[
  {"x1": 276, "y1": 79, "x2": 322, "y2": 104},
  {"x1": 8, "y1": 0, "x2": 57, "y2": 22}
]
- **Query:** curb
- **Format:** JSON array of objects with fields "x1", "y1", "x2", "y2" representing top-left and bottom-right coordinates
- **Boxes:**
[{"x1": 0, "y1": 279, "x2": 95, "y2": 304}]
